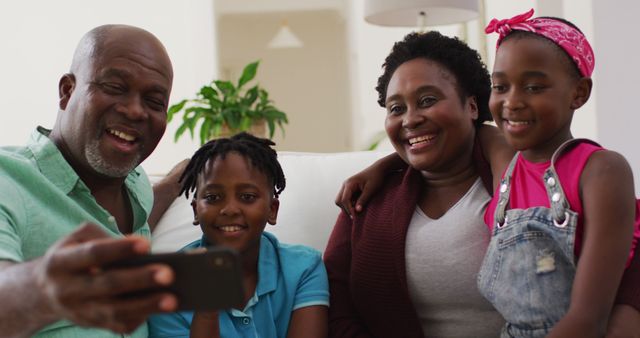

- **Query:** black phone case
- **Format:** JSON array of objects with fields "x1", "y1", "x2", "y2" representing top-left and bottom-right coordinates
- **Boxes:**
[{"x1": 110, "y1": 247, "x2": 244, "y2": 311}]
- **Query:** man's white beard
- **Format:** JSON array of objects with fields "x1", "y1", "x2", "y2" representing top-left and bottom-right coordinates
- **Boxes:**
[{"x1": 85, "y1": 138, "x2": 140, "y2": 178}]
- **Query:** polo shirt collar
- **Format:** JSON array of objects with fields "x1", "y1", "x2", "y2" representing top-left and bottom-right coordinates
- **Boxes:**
[
  {"x1": 200, "y1": 233, "x2": 279, "y2": 297},
  {"x1": 256, "y1": 233, "x2": 278, "y2": 296},
  {"x1": 28, "y1": 127, "x2": 80, "y2": 194},
  {"x1": 27, "y1": 127, "x2": 144, "y2": 196}
]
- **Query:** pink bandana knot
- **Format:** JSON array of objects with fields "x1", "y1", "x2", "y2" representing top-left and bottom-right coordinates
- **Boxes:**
[
  {"x1": 485, "y1": 8, "x2": 535, "y2": 36},
  {"x1": 485, "y1": 8, "x2": 595, "y2": 77}
]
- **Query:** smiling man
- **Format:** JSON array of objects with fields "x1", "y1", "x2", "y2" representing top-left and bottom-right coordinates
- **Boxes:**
[{"x1": 0, "y1": 25, "x2": 184, "y2": 337}]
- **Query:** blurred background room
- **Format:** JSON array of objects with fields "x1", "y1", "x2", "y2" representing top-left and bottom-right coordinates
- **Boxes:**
[{"x1": 1, "y1": 0, "x2": 638, "y2": 190}]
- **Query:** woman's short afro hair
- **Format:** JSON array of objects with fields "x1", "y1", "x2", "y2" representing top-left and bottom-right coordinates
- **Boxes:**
[{"x1": 375, "y1": 31, "x2": 492, "y2": 127}]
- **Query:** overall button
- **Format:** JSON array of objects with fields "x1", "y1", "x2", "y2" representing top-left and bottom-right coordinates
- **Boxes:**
[
  {"x1": 546, "y1": 177, "x2": 556, "y2": 186},
  {"x1": 551, "y1": 192, "x2": 561, "y2": 202},
  {"x1": 500, "y1": 184, "x2": 508, "y2": 193},
  {"x1": 242, "y1": 317, "x2": 251, "y2": 325}
]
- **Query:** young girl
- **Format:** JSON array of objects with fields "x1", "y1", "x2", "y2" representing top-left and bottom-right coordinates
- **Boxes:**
[
  {"x1": 478, "y1": 9, "x2": 640, "y2": 337},
  {"x1": 334, "y1": 9, "x2": 640, "y2": 337},
  {"x1": 148, "y1": 133, "x2": 329, "y2": 338}
]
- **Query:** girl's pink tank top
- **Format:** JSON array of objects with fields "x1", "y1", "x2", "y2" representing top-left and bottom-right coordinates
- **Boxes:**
[{"x1": 484, "y1": 142, "x2": 639, "y2": 262}]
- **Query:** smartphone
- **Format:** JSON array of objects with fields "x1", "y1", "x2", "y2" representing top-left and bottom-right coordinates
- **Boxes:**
[{"x1": 108, "y1": 247, "x2": 244, "y2": 311}]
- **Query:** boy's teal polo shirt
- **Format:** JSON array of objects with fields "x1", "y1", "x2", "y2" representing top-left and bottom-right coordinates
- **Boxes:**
[
  {"x1": 148, "y1": 231, "x2": 330, "y2": 338},
  {"x1": 0, "y1": 127, "x2": 153, "y2": 338}
]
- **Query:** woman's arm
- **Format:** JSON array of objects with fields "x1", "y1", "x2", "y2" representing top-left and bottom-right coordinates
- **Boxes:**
[
  {"x1": 548, "y1": 150, "x2": 636, "y2": 337},
  {"x1": 334, "y1": 153, "x2": 405, "y2": 217},
  {"x1": 323, "y1": 212, "x2": 374, "y2": 338},
  {"x1": 189, "y1": 311, "x2": 220, "y2": 338},
  {"x1": 287, "y1": 306, "x2": 328, "y2": 338}
]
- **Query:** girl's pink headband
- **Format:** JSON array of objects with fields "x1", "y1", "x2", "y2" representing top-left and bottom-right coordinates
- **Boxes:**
[{"x1": 485, "y1": 8, "x2": 595, "y2": 77}]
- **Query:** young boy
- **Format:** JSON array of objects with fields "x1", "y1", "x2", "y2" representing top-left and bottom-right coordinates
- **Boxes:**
[{"x1": 148, "y1": 133, "x2": 329, "y2": 338}]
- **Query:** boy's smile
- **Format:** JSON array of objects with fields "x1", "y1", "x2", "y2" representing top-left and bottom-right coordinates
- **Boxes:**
[{"x1": 191, "y1": 152, "x2": 279, "y2": 255}]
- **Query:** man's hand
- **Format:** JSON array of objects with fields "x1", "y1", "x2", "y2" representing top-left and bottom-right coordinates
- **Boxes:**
[
  {"x1": 35, "y1": 223, "x2": 177, "y2": 333},
  {"x1": 149, "y1": 158, "x2": 190, "y2": 231}
]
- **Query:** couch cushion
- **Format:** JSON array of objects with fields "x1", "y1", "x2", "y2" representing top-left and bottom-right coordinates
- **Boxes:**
[{"x1": 150, "y1": 150, "x2": 390, "y2": 253}]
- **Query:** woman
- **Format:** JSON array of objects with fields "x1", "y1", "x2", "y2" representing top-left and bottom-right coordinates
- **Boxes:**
[
  {"x1": 323, "y1": 31, "x2": 640, "y2": 337},
  {"x1": 324, "y1": 31, "x2": 502, "y2": 337}
]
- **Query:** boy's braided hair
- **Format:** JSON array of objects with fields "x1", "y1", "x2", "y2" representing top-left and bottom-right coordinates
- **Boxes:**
[{"x1": 179, "y1": 132, "x2": 286, "y2": 199}]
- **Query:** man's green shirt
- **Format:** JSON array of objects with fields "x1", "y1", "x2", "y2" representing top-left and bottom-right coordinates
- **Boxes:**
[{"x1": 0, "y1": 128, "x2": 153, "y2": 337}]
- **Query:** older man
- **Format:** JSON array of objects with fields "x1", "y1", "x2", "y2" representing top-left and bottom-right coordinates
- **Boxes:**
[{"x1": 0, "y1": 25, "x2": 182, "y2": 337}]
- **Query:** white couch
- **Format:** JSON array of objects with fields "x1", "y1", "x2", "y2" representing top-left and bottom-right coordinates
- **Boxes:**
[{"x1": 151, "y1": 150, "x2": 390, "y2": 253}]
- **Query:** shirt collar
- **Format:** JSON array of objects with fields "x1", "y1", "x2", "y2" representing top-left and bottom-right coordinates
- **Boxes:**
[
  {"x1": 27, "y1": 127, "x2": 80, "y2": 194},
  {"x1": 256, "y1": 232, "x2": 278, "y2": 296},
  {"x1": 27, "y1": 127, "x2": 144, "y2": 197},
  {"x1": 199, "y1": 232, "x2": 279, "y2": 297}
]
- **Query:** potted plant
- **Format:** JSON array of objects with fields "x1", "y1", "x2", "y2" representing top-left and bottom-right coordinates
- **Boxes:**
[{"x1": 167, "y1": 60, "x2": 288, "y2": 145}]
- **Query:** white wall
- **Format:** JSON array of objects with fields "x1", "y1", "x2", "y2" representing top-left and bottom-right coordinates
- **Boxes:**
[
  {"x1": 0, "y1": 0, "x2": 216, "y2": 175},
  {"x1": 592, "y1": 0, "x2": 640, "y2": 192}
]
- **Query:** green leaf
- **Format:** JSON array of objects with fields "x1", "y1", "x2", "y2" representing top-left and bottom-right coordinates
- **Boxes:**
[
  {"x1": 243, "y1": 86, "x2": 259, "y2": 106},
  {"x1": 208, "y1": 96, "x2": 222, "y2": 110},
  {"x1": 199, "y1": 86, "x2": 218, "y2": 100},
  {"x1": 240, "y1": 116, "x2": 252, "y2": 131},
  {"x1": 199, "y1": 118, "x2": 213, "y2": 146},
  {"x1": 237, "y1": 61, "x2": 259, "y2": 89},
  {"x1": 214, "y1": 80, "x2": 235, "y2": 96},
  {"x1": 277, "y1": 120, "x2": 286, "y2": 137},
  {"x1": 167, "y1": 99, "x2": 187, "y2": 122},
  {"x1": 225, "y1": 108, "x2": 241, "y2": 130},
  {"x1": 186, "y1": 118, "x2": 198, "y2": 139},
  {"x1": 211, "y1": 123, "x2": 222, "y2": 138},
  {"x1": 267, "y1": 119, "x2": 275, "y2": 139},
  {"x1": 174, "y1": 122, "x2": 189, "y2": 142}
]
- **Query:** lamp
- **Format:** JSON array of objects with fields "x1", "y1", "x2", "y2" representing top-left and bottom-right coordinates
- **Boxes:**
[
  {"x1": 364, "y1": 0, "x2": 478, "y2": 27},
  {"x1": 267, "y1": 20, "x2": 303, "y2": 49}
]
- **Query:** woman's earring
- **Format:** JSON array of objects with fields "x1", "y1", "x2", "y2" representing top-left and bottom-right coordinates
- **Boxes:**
[{"x1": 192, "y1": 219, "x2": 199, "y2": 225}]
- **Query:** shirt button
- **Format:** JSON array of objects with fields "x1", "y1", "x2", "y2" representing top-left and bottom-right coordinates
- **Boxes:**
[
  {"x1": 108, "y1": 216, "x2": 116, "y2": 223},
  {"x1": 242, "y1": 317, "x2": 251, "y2": 325},
  {"x1": 500, "y1": 184, "x2": 508, "y2": 193},
  {"x1": 547, "y1": 177, "x2": 556, "y2": 186},
  {"x1": 552, "y1": 192, "x2": 561, "y2": 202}
]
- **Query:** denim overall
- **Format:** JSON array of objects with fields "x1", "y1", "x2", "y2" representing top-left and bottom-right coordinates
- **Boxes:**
[{"x1": 477, "y1": 139, "x2": 598, "y2": 337}]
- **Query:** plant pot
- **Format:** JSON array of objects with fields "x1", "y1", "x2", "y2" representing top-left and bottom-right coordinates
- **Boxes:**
[{"x1": 216, "y1": 119, "x2": 267, "y2": 139}]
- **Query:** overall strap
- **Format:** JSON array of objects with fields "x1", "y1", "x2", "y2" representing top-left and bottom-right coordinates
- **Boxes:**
[
  {"x1": 544, "y1": 138, "x2": 601, "y2": 226},
  {"x1": 494, "y1": 152, "x2": 520, "y2": 227}
]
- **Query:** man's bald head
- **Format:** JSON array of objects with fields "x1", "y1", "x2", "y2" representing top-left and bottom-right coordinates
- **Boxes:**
[{"x1": 70, "y1": 24, "x2": 173, "y2": 82}]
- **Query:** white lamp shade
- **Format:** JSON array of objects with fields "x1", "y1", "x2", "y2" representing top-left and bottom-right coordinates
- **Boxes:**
[
  {"x1": 364, "y1": 0, "x2": 479, "y2": 27},
  {"x1": 268, "y1": 23, "x2": 303, "y2": 49}
]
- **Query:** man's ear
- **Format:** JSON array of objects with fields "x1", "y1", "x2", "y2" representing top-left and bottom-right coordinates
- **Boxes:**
[
  {"x1": 267, "y1": 197, "x2": 280, "y2": 225},
  {"x1": 570, "y1": 77, "x2": 592, "y2": 110},
  {"x1": 58, "y1": 73, "x2": 75, "y2": 110},
  {"x1": 190, "y1": 199, "x2": 200, "y2": 226},
  {"x1": 467, "y1": 96, "x2": 479, "y2": 121}
]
